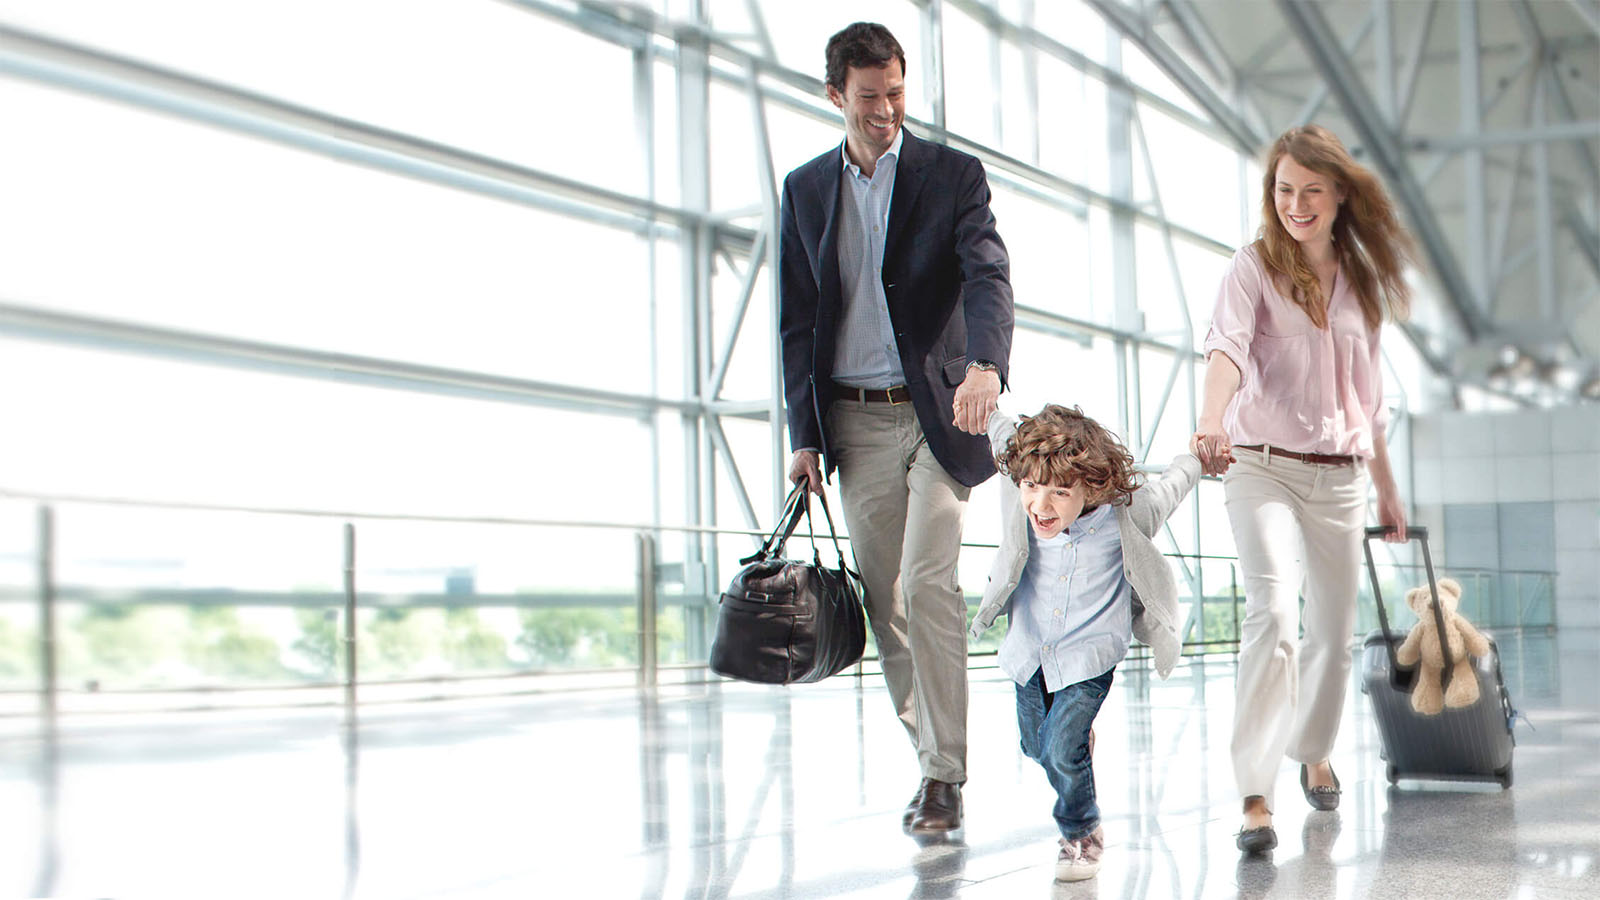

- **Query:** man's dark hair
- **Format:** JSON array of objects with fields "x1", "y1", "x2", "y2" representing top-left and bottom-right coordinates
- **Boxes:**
[{"x1": 825, "y1": 22, "x2": 906, "y2": 93}]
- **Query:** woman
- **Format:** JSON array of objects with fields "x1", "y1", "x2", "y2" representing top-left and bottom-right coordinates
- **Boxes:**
[{"x1": 1192, "y1": 125, "x2": 1412, "y2": 853}]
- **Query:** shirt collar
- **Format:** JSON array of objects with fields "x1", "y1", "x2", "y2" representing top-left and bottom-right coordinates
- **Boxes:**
[
  {"x1": 1069, "y1": 503, "x2": 1115, "y2": 534},
  {"x1": 840, "y1": 128, "x2": 904, "y2": 177},
  {"x1": 1033, "y1": 529, "x2": 1072, "y2": 548}
]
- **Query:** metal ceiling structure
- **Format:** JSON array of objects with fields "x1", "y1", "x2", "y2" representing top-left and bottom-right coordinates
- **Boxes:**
[{"x1": 1094, "y1": 0, "x2": 1600, "y2": 403}]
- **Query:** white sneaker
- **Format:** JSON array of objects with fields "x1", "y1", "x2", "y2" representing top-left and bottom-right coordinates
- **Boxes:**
[{"x1": 1055, "y1": 827, "x2": 1104, "y2": 882}]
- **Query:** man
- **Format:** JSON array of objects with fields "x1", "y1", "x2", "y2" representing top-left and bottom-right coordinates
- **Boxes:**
[{"x1": 777, "y1": 22, "x2": 1014, "y2": 834}]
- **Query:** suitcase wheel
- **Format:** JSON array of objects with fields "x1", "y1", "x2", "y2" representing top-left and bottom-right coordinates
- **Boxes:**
[
  {"x1": 1386, "y1": 764, "x2": 1400, "y2": 786},
  {"x1": 1495, "y1": 762, "x2": 1513, "y2": 789}
]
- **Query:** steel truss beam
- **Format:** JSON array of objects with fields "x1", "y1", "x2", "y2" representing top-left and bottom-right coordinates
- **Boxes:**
[
  {"x1": 510, "y1": 0, "x2": 1245, "y2": 263},
  {"x1": 0, "y1": 25, "x2": 744, "y2": 243},
  {"x1": 518, "y1": 0, "x2": 1227, "y2": 146},
  {"x1": 1084, "y1": 0, "x2": 1264, "y2": 154},
  {"x1": 1293, "y1": 11, "x2": 1375, "y2": 127},
  {"x1": 1160, "y1": 0, "x2": 1276, "y2": 152},
  {"x1": 1251, "y1": 31, "x2": 1598, "y2": 80},
  {"x1": 0, "y1": 301, "x2": 698, "y2": 417},
  {"x1": 1460, "y1": 0, "x2": 1489, "y2": 308},
  {"x1": 1567, "y1": 0, "x2": 1600, "y2": 33},
  {"x1": 1395, "y1": 0, "x2": 1439, "y2": 128},
  {"x1": 0, "y1": 29, "x2": 803, "y2": 286}
]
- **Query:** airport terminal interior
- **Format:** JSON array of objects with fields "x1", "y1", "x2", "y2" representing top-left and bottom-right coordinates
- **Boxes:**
[{"x1": 1, "y1": 1, "x2": 1597, "y2": 898}]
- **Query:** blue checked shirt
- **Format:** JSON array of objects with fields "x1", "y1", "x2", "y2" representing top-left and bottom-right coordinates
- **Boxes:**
[
  {"x1": 831, "y1": 131, "x2": 906, "y2": 389},
  {"x1": 997, "y1": 503, "x2": 1134, "y2": 692}
]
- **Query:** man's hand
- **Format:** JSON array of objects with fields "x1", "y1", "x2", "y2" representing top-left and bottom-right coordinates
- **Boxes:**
[
  {"x1": 1190, "y1": 422, "x2": 1235, "y2": 476},
  {"x1": 788, "y1": 449, "x2": 822, "y2": 494},
  {"x1": 952, "y1": 368, "x2": 1001, "y2": 435}
]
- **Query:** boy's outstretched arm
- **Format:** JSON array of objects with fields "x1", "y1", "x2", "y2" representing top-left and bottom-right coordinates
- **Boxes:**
[
  {"x1": 1130, "y1": 454, "x2": 1203, "y2": 536},
  {"x1": 985, "y1": 407, "x2": 1017, "y2": 456}
]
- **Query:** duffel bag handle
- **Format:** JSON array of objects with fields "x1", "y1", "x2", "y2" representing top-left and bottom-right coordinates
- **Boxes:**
[
  {"x1": 787, "y1": 485, "x2": 851, "y2": 572},
  {"x1": 808, "y1": 487, "x2": 853, "y2": 576},
  {"x1": 741, "y1": 482, "x2": 857, "y2": 579},
  {"x1": 741, "y1": 481, "x2": 811, "y2": 565},
  {"x1": 1362, "y1": 525, "x2": 1454, "y2": 682}
]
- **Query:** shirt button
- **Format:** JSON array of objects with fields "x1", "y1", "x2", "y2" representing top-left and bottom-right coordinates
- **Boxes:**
[
  {"x1": 1058, "y1": 576, "x2": 1067, "y2": 582},
  {"x1": 1053, "y1": 609, "x2": 1062, "y2": 617},
  {"x1": 1089, "y1": 528, "x2": 1096, "y2": 534}
]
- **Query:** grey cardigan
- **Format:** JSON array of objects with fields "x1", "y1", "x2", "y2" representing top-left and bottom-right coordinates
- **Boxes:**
[{"x1": 969, "y1": 411, "x2": 1202, "y2": 679}]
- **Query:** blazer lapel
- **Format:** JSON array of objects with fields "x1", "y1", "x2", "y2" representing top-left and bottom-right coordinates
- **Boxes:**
[
  {"x1": 883, "y1": 129, "x2": 928, "y2": 265},
  {"x1": 814, "y1": 151, "x2": 843, "y2": 305}
]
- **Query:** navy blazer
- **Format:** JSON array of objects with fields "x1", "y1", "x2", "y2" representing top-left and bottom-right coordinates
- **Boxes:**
[{"x1": 777, "y1": 129, "x2": 1014, "y2": 488}]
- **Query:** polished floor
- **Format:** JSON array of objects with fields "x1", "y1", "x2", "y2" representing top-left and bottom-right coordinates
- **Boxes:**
[{"x1": 3, "y1": 629, "x2": 1598, "y2": 899}]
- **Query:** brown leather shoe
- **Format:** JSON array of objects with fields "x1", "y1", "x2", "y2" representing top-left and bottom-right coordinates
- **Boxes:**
[
  {"x1": 902, "y1": 778, "x2": 929, "y2": 828},
  {"x1": 909, "y1": 779, "x2": 963, "y2": 833}
]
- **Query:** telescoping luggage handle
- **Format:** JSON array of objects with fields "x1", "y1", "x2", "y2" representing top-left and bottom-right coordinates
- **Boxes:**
[
  {"x1": 740, "y1": 480, "x2": 852, "y2": 571},
  {"x1": 1362, "y1": 525, "x2": 1457, "y2": 683}
]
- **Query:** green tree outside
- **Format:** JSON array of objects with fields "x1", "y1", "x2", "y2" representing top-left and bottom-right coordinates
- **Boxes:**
[
  {"x1": 183, "y1": 606, "x2": 291, "y2": 681},
  {"x1": 517, "y1": 605, "x2": 687, "y2": 669},
  {"x1": 359, "y1": 607, "x2": 441, "y2": 676},
  {"x1": 291, "y1": 608, "x2": 340, "y2": 680},
  {"x1": 0, "y1": 616, "x2": 35, "y2": 684},
  {"x1": 443, "y1": 608, "x2": 508, "y2": 671},
  {"x1": 64, "y1": 604, "x2": 187, "y2": 685}
]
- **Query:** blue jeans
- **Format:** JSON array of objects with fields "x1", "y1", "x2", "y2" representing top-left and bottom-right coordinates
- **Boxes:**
[{"x1": 1016, "y1": 666, "x2": 1114, "y2": 840}]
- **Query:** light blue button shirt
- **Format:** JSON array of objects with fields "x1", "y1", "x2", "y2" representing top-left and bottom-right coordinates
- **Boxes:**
[
  {"x1": 998, "y1": 503, "x2": 1133, "y2": 693},
  {"x1": 832, "y1": 131, "x2": 906, "y2": 389}
]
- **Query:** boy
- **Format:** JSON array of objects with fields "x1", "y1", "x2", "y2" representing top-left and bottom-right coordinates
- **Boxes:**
[{"x1": 969, "y1": 405, "x2": 1200, "y2": 881}]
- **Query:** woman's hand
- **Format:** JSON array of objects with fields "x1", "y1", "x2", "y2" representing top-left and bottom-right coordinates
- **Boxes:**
[
  {"x1": 1376, "y1": 487, "x2": 1408, "y2": 543},
  {"x1": 1193, "y1": 351, "x2": 1242, "y2": 477},
  {"x1": 1369, "y1": 429, "x2": 1408, "y2": 542},
  {"x1": 1190, "y1": 421, "x2": 1235, "y2": 476}
]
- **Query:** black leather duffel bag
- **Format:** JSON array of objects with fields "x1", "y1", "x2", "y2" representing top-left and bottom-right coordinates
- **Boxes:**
[{"x1": 709, "y1": 482, "x2": 865, "y2": 684}]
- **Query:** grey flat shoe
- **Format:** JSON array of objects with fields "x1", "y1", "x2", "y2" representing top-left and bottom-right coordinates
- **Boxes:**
[
  {"x1": 1300, "y1": 763, "x2": 1341, "y2": 811},
  {"x1": 1236, "y1": 824, "x2": 1278, "y2": 853}
]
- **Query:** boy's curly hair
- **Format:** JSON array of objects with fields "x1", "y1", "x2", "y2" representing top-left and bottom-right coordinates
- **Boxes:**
[{"x1": 995, "y1": 405, "x2": 1142, "y2": 506}]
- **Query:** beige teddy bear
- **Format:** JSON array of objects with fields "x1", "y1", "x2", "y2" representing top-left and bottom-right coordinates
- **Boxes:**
[{"x1": 1395, "y1": 577, "x2": 1491, "y2": 715}]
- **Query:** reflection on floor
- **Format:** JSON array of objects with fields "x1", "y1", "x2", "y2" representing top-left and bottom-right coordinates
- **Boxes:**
[{"x1": 3, "y1": 629, "x2": 1598, "y2": 899}]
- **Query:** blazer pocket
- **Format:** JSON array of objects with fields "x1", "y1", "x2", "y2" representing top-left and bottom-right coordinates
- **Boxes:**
[{"x1": 941, "y1": 356, "x2": 968, "y2": 387}]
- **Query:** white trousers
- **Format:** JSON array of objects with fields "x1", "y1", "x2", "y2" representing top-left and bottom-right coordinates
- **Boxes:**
[
  {"x1": 1224, "y1": 447, "x2": 1368, "y2": 809},
  {"x1": 827, "y1": 398, "x2": 972, "y2": 783}
]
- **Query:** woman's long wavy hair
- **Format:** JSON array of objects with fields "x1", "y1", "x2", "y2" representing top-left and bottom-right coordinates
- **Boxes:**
[
  {"x1": 995, "y1": 405, "x2": 1141, "y2": 507},
  {"x1": 1257, "y1": 125, "x2": 1415, "y2": 329}
]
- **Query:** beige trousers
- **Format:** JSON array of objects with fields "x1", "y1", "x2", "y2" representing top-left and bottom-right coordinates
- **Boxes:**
[
  {"x1": 1224, "y1": 446, "x2": 1368, "y2": 809},
  {"x1": 827, "y1": 398, "x2": 971, "y2": 783}
]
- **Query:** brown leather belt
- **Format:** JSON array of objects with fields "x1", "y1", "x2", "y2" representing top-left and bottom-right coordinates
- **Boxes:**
[
  {"x1": 1235, "y1": 444, "x2": 1355, "y2": 466},
  {"x1": 831, "y1": 382, "x2": 911, "y2": 404}
]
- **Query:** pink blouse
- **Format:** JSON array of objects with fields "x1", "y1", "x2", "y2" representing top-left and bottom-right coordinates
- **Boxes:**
[{"x1": 1201, "y1": 244, "x2": 1387, "y2": 459}]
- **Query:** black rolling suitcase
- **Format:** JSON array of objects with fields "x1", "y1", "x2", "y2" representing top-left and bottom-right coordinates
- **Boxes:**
[{"x1": 1359, "y1": 525, "x2": 1516, "y2": 788}]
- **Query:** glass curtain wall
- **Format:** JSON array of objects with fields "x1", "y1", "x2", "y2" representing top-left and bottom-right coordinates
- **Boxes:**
[{"x1": 0, "y1": 0, "x2": 1429, "y2": 705}]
